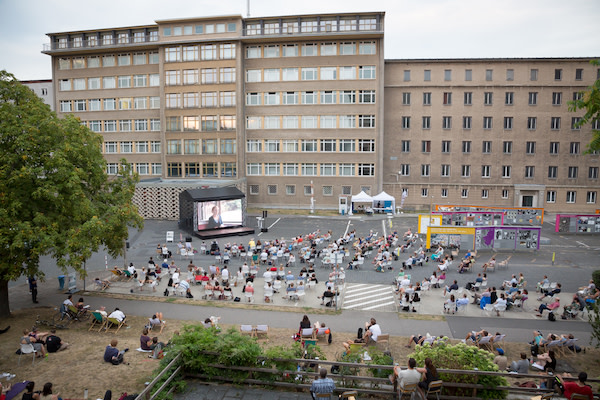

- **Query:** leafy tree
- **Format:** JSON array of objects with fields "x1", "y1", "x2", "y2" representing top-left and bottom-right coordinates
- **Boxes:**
[
  {"x1": 569, "y1": 59, "x2": 600, "y2": 153},
  {"x1": 0, "y1": 70, "x2": 143, "y2": 317}
]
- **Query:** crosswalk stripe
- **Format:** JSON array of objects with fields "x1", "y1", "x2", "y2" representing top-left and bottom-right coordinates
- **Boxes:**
[
  {"x1": 361, "y1": 301, "x2": 397, "y2": 311},
  {"x1": 343, "y1": 297, "x2": 395, "y2": 309},
  {"x1": 343, "y1": 292, "x2": 395, "y2": 305},
  {"x1": 344, "y1": 287, "x2": 393, "y2": 299}
]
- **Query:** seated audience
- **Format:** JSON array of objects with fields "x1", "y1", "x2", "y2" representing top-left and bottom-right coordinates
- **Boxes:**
[
  {"x1": 390, "y1": 357, "x2": 422, "y2": 391},
  {"x1": 148, "y1": 313, "x2": 166, "y2": 333},
  {"x1": 21, "y1": 328, "x2": 46, "y2": 358},
  {"x1": 493, "y1": 348, "x2": 508, "y2": 371},
  {"x1": 557, "y1": 372, "x2": 593, "y2": 400},
  {"x1": 108, "y1": 307, "x2": 126, "y2": 323},
  {"x1": 140, "y1": 327, "x2": 152, "y2": 351},
  {"x1": 45, "y1": 329, "x2": 69, "y2": 352},
  {"x1": 509, "y1": 352, "x2": 529, "y2": 374},
  {"x1": 103, "y1": 339, "x2": 128, "y2": 365},
  {"x1": 416, "y1": 358, "x2": 439, "y2": 399},
  {"x1": 364, "y1": 318, "x2": 381, "y2": 344},
  {"x1": 310, "y1": 368, "x2": 335, "y2": 399}
]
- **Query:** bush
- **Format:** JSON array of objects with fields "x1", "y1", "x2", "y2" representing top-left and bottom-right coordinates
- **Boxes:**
[
  {"x1": 411, "y1": 341, "x2": 508, "y2": 399},
  {"x1": 592, "y1": 270, "x2": 600, "y2": 291},
  {"x1": 366, "y1": 348, "x2": 394, "y2": 379}
]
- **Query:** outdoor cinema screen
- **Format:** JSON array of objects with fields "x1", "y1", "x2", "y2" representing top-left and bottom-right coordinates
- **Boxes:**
[{"x1": 196, "y1": 198, "x2": 242, "y2": 231}]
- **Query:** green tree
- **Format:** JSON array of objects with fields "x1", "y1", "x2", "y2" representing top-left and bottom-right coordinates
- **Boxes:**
[
  {"x1": 569, "y1": 59, "x2": 600, "y2": 153},
  {"x1": 0, "y1": 70, "x2": 143, "y2": 317}
]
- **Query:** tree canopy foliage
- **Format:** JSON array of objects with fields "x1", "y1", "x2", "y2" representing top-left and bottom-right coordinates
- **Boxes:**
[
  {"x1": 0, "y1": 70, "x2": 143, "y2": 317},
  {"x1": 569, "y1": 59, "x2": 600, "y2": 153}
]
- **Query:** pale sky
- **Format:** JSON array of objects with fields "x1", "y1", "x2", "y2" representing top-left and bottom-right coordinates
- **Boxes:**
[{"x1": 1, "y1": 0, "x2": 599, "y2": 80}]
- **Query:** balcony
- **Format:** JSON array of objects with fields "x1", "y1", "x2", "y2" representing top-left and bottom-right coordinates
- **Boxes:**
[{"x1": 43, "y1": 33, "x2": 159, "y2": 53}]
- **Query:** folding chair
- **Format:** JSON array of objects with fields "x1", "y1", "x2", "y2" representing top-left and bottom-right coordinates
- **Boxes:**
[
  {"x1": 18, "y1": 343, "x2": 37, "y2": 365},
  {"x1": 240, "y1": 324, "x2": 254, "y2": 336},
  {"x1": 423, "y1": 380, "x2": 443, "y2": 400},
  {"x1": 314, "y1": 327, "x2": 330, "y2": 343},
  {"x1": 377, "y1": 334, "x2": 390, "y2": 351},
  {"x1": 339, "y1": 390, "x2": 358, "y2": 400},
  {"x1": 300, "y1": 328, "x2": 314, "y2": 339},
  {"x1": 476, "y1": 336, "x2": 493, "y2": 351},
  {"x1": 105, "y1": 317, "x2": 125, "y2": 334},
  {"x1": 571, "y1": 394, "x2": 590, "y2": 400},
  {"x1": 398, "y1": 382, "x2": 417, "y2": 399},
  {"x1": 89, "y1": 311, "x2": 107, "y2": 332},
  {"x1": 255, "y1": 324, "x2": 269, "y2": 340}
]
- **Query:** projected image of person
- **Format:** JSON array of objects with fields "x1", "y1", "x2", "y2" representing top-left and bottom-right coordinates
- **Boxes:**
[{"x1": 207, "y1": 206, "x2": 223, "y2": 229}]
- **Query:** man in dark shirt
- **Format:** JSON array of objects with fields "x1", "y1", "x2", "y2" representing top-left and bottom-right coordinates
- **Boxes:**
[
  {"x1": 45, "y1": 330, "x2": 69, "y2": 352},
  {"x1": 104, "y1": 339, "x2": 128, "y2": 365},
  {"x1": 318, "y1": 288, "x2": 335, "y2": 306}
]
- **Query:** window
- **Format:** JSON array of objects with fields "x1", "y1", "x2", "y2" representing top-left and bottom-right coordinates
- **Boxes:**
[
  {"x1": 419, "y1": 164, "x2": 430, "y2": 177},
  {"x1": 461, "y1": 165, "x2": 471, "y2": 177},
  {"x1": 484, "y1": 92, "x2": 493, "y2": 105},
  {"x1": 401, "y1": 140, "x2": 410, "y2": 152},
  {"x1": 302, "y1": 43, "x2": 317, "y2": 56},
  {"x1": 264, "y1": 116, "x2": 280, "y2": 130},
  {"x1": 505, "y1": 92, "x2": 514, "y2": 105},
  {"x1": 359, "y1": 66, "x2": 375, "y2": 79},
  {"x1": 461, "y1": 189, "x2": 469, "y2": 198},
  {"x1": 117, "y1": 54, "x2": 130, "y2": 66},
  {"x1": 590, "y1": 167, "x2": 599, "y2": 179},
  {"x1": 220, "y1": 67, "x2": 235, "y2": 83},
  {"x1": 403, "y1": 70, "x2": 411, "y2": 81},
  {"x1": 554, "y1": 68, "x2": 562, "y2": 81},
  {"x1": 60, "y1": 100, "x2": 72, "y2": 112},
  {"x1": 149, "y1": 52, "x2": 159, "y2": 64},
  {"x1": 359, "y1": 41, "x2": 376, "y2": 54},
  {"x1": 201, "y1": 116, "x2": 218, "y2": 131},
  {"x1": 462, "y1": 141, "x2": 471, "y2": 154},
  {"x1": 441, "y1": 188, "x2": 448, "y2": 198},
  {"x1": 302, "y1": 116, "x2": 317, "y2": 128},
  {"x1": 339, "y1": 115, "x2": 355, "y2": 128},
  {"x1": 441, "y1": 164, "x2": 450, "y2": 177},
  {"x1": 320, "y1": 139, "x2": 336, "y2": 152},
  {"x1": 340, "y1": 139, "x2": 355, "y2": 152},
  {"x1": 546, "y1": 191, "x2": 556, "y2": 203},
  {"x1": 464, "y1": 92, "x2": 472, "y2": 105},
  {"x1": 551, "y1": 117, "x2": 561, "y2": 130},
  {"x1": 552, "y1": 92, "x2": 562, "y2": 106},
  {"x1": 264, "y1": 69, "x2": 279, "y2": 81},
  {"x1": 359, "y1": 90, "x2": 375, "y2": 104},
  {"x1": 503, "y1": 141, "x2": 512, "y2": 154},
  {"x1": 302, "y1": 140, "x2": 317, "y2": 152},
  {"x1": 249, "y1": 184, "x2": 259, "y2": 195},
  {"x1": 566, "y1": 191, "x2": 576, "y2": 203},
  {"x1": 483, "y1": 117, "x2": 492, "y2": 130},
  {"x1": 165, "y1": 47, "x2": 181, "y2": 62},
  {"x1": 149, "y1": 74, "x2": 159, "y2": 86},
  {"x1": 220, "y1": 43, "x2": 236, "y2": 59},
  {"x1": 182, "y1": 116, "x2": 198, "y2": 131},
  {"x1": 481, "y1": 165, "x2": 490, "y2": 178},
  {"x1": 528, "y1": 92, "x2": 538, "y2": 106},
  {"x1": 501, "y1": 190, "x2": 509, "y2": 199},
  {"x1": 402, "y1": 92, "x2": 411, "y2": 105},
  {"x1": 548, "y1": 166, "x2": 558, "y2": 179},
  {"x1": 246, "y1": 46, "x2": 260, "y2": 58},
  {"x1": 359, "y1": 115, "x2": 375, "y2": 128},
  {"x1": 358, "y1": 139, "x2": 375, "y2": 152},
  {"x1": 570, "y1": 142, "x2": 580, "y2": 154},
  {"x1": 464, "y1": 69, "x2": 472, "y2": 81},
  {"x1": 525, "y1": 166, "x2": 535, "y2": 178},
  {"x1": 320, "y1": 164, "x2": 336, "y2": 176},
  {"x1": 481, "y1": 189, "x2": 489, "y2": 199},
  {"x1": 321, "y1": 42, "x2": 337, "y2": 56},
  {"x1": 340, "y1": 66, "x2": 356, "y2": 80},
  {"x1": 587, "y1": 191, "x2": 597, "y2": 204},
  {"x1": 320, "y1": 67, "x2": 337, "y2": 80},
  {"x1": 550, "y1": 142, "x2": 560, "y2": 154},
  {"x1": 165, "y1": 70, "x2": 181, "y2": 86},
  {"x1": 283, "y1": 92, "x2": 298, "y2": 105},
  {"x1": 89, "y1": 99, "x2": 101, "y2": 111},
  {"x1": 482, "y1": 141, "x2": 492, "y2": 154},
  {"x1": 442, "y1": 116, "x2": 452, "y2": 129},
  {"x1": 104, "y1": 142, "x2": 117, "y2": 153},
  {"x1": 246, "y1": 69, "x2": 261, "y2": 82},
  {"x1": 485, "y1": 69, "x2": 493, "y2": 81},
  {"x1": 303, "y1": 185, "x2": 312, "y2": 196},
  {"x1": 526, "y1": 141, "x2": 536, "y2": 155},
  {"x1": 200, "y1": 44, "x2": 217, "y2": 60},
  {"x1": 574, "y1": 68, "x2": 583, "y2": 80},
  {"x1": 165, "y1": 93, "x2": 180, "y2": 108},
  {"x1": 502, "y1": 166, "x2": 511, "y2": 178},
  {"x1": 443, "y1": 92, "x2": 452, "y2": 105},
  {"x1": 135, "y1": 119, "x2": 148, "y2": 132},
  {"x1": 119, "y1": 120, "x2": 131, "y2": 132},
  {"x1": 398, "y1": 164, "x2": 410, "y2": 176},
  {"x1": 504, "y1": 117, "x2": 513, "y2": 130},
  {"x1": 283, "y1": 164, "x2": 298, "y2": 176},
  {"x1": 59, "y1": 79, "x2": 70, "y2": 91},
  {"x1": 444, "y1": 69, "x2": 452, "y2": 81},
  {"x1": 106, "y1": 163, "x2": 119, "y2": 175},
  {"x1": 103, "y1": 98, "x2": 116, "y2": 110},
  {"x1": 201, "y1": 68, "x2": 217, "y2": 84},
  {"x1": 133, "y1": 74, "x2": 147, "y2": 88},
  {"x1": 150, "y1": 119, "x2": 160, "y2": 131},
  {"x1": 402, "y1": 116, "x2": 411, "y2": 129},
  {"x1": 285, "y1": 185, "x2": 296, "y2": 196},
  {"x1": 72, "y1": 56, "x2": 84, "y2": 68},
  {"x1": 441, "y1": 141, "x2": 451, "y2": 153},
  {"x1": 340, "y1": 42, "x2": 356, "y2": 55},
  {"x1": 202, "y1": 139, "x2": 217, "y2": 155},
  {"x1": 301, "y1": 67, "x2": 317, "y2": 81},
  {"x1": 422, "y1": 116, "x2": 431, "y2": 129},
  {"x1": 339, "y1": 90, "x2": 355, "y2": 105},
  {"x1": 423, "y1": 92, "x2": 431, "y2": 105},
  {"x1": 166, "y1": 140, "x2": 181, "y2": 155},
  {"x1": 571, "y1": 117, "x2": 582, "y2": 130},
  {"x1": 265, "y1": 163, "x2": 280, "y2": 176},
  {"x1": 220, "y1": 91, "x2": 236, "y2": 107},
  {"x1": 424, "y1": 70, "x2": 431, "y2": 81},
  {"x1": 118, "y1": 76, "x2": 131, "y2": 88},
  {"x1": 282, "y1": 67, "x2": 298, "y2": 81},
  {"x1": 89, "y1": 77, "x2": 102, "y2": 89},
  {"x1": 568, "y1": 166, "x2": 578, "y2": 178},
  {"x1": 341, "y1": 185, "x2": 352, "y2": 195},
  {"x1": 527, "y1": 117, "x2": 537, "y2": 130},
  {"x1": 118, "y1": 98, "x2": 132, "y2": 110},
  {"x1": 136, "y1": 142, "x2": 149, "y2": 154},
  {"x1": 530, "y1": 69, "x2": 538, "y2": 81},
  {"x1": 150, "y1": 96, "x2": 160, "y2": 109},
  {"x1": 506, "y1": 69, "x2": 514, "y2": 81},
  {"x1": 302, "y1": 163, "x2": 317, "y2": 175},
  {"x1": 73, "y1": 78, "x2": 85, "y2": 90},
  {"x1": 421, "y1": 140, "x2": 431, "y2": 153},
  {"x1": 421, "y1": 188, "x2": 429, "y2": 197},
  {"x1": 321, "y1": 90, "x2": 336, "y2": 104}
]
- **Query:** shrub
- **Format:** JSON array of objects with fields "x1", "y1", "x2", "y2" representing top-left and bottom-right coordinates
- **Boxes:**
[
  {"x1": 366, "y1": 348, "x2": 394, "y2": 379},
  {"x1": 411, "y1": 341, "x2": 508, "y2": 399},
  {"x1": 592, "y1": 270, "x2": 600, "y2": 291}
]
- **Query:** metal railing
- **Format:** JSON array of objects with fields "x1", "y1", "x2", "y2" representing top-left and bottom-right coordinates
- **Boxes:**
[{"x1": 43, "y1": 34, "x2": 159, "y2": 52}]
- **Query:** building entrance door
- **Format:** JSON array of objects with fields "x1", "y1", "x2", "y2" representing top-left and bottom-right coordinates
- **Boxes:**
[{"x1": 521, "y1": 195, "x2": 534, "y2": 207}]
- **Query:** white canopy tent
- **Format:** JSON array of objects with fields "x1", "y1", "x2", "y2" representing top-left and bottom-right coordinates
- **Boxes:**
[
  {"x1": 372, "y1": 191, "x2": 396, "y2": 213},
  {"x1": 350, "y1": 190, "x2": 373, "y2": 214}
]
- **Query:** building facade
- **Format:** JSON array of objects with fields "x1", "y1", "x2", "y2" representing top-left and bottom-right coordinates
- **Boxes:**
[
  {"x1": 21, "y1": 80, "x2": 55, "y2": 111},
  {"x1": 43, "y1": 12, "x2": 598, "y2": 215}
]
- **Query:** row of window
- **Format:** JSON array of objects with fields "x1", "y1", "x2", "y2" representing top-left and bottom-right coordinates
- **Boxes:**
[
  {"x1": 60, "y1": 96, "x2": 160, "y2": 112},
  {"x1": 164, "y1": 44, "x2": 236, "y2": 62},
  {"x1": 401, "y1": 140, "x2": 596, "y2": 156},
  {"x1": 104, "y1": 141, "x2": 161, "y2": 154},
  {"x1": 165, "y1": 139, "x2": 236, "y2": 155},
  {"x1": 246, "y1": 115, "x2": 375, "y2": 129},
  {"x1": 164, "y1": 115, "x2": 236, "y2": 132},
  {"x1": 397, "y1": 164, "x2": 599, "y2": 180},
  {"x1": 248, "y1": 183, "x2": 362, "y2": 197},
  {"x1": 403, "y1": 187, "x2": 597, "y2": 204},
  {"x1": 163, "y1": 22, "x2": 236, "y2": 36},
  {"x1": 401, "y1": 115, "x2": 590, "y2": 130},
  {"x1": 166, "y1": 162, "x2": 237, "y2": 178},
  {"x1": 59, "y1": 74, "x2": 159, "y2": 91},
  {"x1": 245, "y1": 17, "x2": 378, "y2": 36},
  {"x1": 245, "y1": 41, "x2": 376, "y2": 58},
  {"x1": 87, "y1": 119, "x2": 160, "y2": 133},
  {"x1": 246, "y1": 90, "x2": 375, "y2": 106},
  {"x1": 403, "y1": 91, "x2": 584, "y2": 107},
  {"x1": 403, "y1": 67, "x2": 596, "y2": 83},
  {"x1": 246, "y1": 139, "x2": 375, "y2": 153},
  {"x1": 56, "y1": 31, "x2": 159, "y2": 49},
  {"x1": 165, "y1": 68, "x2": 235, "y2": 85},
  {"x1": 246, "y1": 162, "x2": 375, "y2": 177},
  {"x1": 165, "y1": 91, "x2": 236, "y2": 108},
  {"x1": 247, "y1": 65, "x2": 376, "y2": 82},
  {"x1": 58, "y1": 52, "x2": 159, "y2": 70},
  {"x1": 107, "y1": 162, "x2": 162, "y2": 176}
]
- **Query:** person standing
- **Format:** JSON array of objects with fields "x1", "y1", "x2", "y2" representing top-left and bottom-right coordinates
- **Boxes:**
[
  {"x1": 29, "y1": 276, "x2": 38, "y2": 304},
  {"x1": 310, "y1": 368, "x2": 335, "y2": 399}
]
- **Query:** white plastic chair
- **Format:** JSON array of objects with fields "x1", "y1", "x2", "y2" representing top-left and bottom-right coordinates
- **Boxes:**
[{"x1": 19, "y1": 343, "x2": 37, "y2": 365}]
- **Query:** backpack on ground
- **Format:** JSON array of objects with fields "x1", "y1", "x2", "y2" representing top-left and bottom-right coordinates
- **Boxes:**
[
  {"x1": 357, "y1": 327, "x2": 363, "y2": 340},
  {"x1": 163, "y1": 288, "x2": 169, "y2": 297},
  {"x1": 548, "y1": 312, "x2": 556, "y2": 321}
]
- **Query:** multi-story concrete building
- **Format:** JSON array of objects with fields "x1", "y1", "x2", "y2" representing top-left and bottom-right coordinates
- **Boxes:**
[
  {"x1": 21, "y1": 80, "x2": 55, "y2": 110},
  {"x1": 42, "y1": 12, "x2": 598, "y2": 216}
]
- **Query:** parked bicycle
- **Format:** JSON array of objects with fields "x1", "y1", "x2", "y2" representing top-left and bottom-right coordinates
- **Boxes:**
[
  {"x1": 52, "y1": 304, "x2": 91, "y2": 325},
  {"x1": 36, "y1": 309, "x2": 69, "y2": 330}
]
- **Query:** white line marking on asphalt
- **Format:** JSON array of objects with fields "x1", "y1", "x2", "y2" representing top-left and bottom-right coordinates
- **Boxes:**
[
  {"x1": 344, "y1": 287, "x2": 394, "y2": 299},
  {"x1": 343, "y1": 220, "x2": 351, "y2": 238},
  {"x1": 268, "y1": 218, "x2": 281, "y2": 229},
  {"x1": 576, "y1": 241, "x2": 590, "y2": 248},
  {"x1": 361, "y1": 301, "x2": 397, "y2": 311},
  {"x1": 343, "y1": 297, "x2": 395, "y2": 309}
]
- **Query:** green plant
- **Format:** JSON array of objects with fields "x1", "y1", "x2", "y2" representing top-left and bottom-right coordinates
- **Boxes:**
[
  {"x1": 411, "y1": 341, "x2": 508, "y2": 399},
  {"x1": 592, "y1": 270, "x2": 600, "y2": 292},
  {"x1": 366, "y1": 348, "x2": 394, "y2": 378}
]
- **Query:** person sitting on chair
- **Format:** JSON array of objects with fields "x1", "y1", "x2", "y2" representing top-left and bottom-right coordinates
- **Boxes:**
[
  {"x1": 364, "y1": 318, "x2": 381, "y2": 344},
  {"x1": 148, "y1": 313, "x2": 166, "y2": 333},
  {"x1": 556, "y1": 371, "x2": 594, "y2": 400},
  {"x1": 389, "y1": 357, "x2": 421, "y2": 392},
  {"x1": 310, "y1": 368, "x2": 335, "y2": 399}
]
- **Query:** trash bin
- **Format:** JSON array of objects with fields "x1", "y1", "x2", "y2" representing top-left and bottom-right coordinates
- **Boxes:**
[{"x1": 58, "y1": 275, "x2": 65, "y2": 290}]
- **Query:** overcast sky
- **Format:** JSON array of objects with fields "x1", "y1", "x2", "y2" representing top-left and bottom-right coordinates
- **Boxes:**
[{"x1": 1, "y1": 0, "x2": 598, "y2": 80}]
